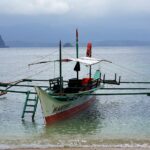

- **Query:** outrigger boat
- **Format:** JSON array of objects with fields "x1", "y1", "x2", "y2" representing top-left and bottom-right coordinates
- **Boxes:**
[
  {"x1": 34, "y1": 30, "x2": 111, "y2": 124},
  {"x1": 0, "y1": 29, "x2": 150, "y2": 125}
]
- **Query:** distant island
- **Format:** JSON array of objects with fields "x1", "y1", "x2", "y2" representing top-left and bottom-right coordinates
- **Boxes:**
[
  {"x1": 0, "y1": 35, "x2": 7, "y2": 48},
  {"x1": 3, "y1": 40, "x2": 150, "y2": 47},
  {"x1": 63, "y1": 43, "x2": 73, "y2": 47}
]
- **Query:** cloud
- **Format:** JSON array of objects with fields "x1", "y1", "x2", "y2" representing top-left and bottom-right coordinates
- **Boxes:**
[
  {"x1": 0, "y1": 0, "x2": 69, "y2": 15},
  {"x1": 67, "y1": 0, "x2": 150, "y2": 18},
  {"x1": 0, "y1": 0, "x2": 150, "y2": 17}
]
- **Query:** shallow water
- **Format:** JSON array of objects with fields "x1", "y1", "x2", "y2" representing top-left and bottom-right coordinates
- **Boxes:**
[{"x1": 0, "y1": 46, "x2": 150, "y2": 149}]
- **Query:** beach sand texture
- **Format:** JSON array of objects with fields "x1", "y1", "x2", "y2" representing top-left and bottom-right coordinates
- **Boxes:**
[{"x1": 11, "y1": 147, "x2": 150, "y2": 150}]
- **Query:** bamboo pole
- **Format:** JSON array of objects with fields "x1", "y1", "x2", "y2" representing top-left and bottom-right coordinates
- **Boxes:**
[
  {"x1": 0, "y1": 84, "x2": 49, "y2": 88},
  {"x1": 1, "y1": 89, "x2": 150, "y2": 97},
  {"x1": 98, "y1": 88, "x2": 150, "y2": 90},
  {"x1": 0, "y1": 89, "x2": 36, "y2": 94},
  {"x1": 120, "y1": 81, "x2": 150, "y2": 84},
  {"x1": 23, "y1": 79, "x2": 50, "y2": 82},
  {"x1": 84, "y1": 92, "x2": 150, "y2": 96}
]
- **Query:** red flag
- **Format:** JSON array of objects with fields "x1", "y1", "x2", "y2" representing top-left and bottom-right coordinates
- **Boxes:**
[{"x1": 86, "y1": 42, "x2": 92, "y2": 57}]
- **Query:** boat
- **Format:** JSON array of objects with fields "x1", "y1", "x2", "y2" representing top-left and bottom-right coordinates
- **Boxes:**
[
  {"x1": 35, "y1": 30, "x2": 111, "y2": 124},
  {"x1": 0, "y1": 29, "x2": 150, "y2": 125}
]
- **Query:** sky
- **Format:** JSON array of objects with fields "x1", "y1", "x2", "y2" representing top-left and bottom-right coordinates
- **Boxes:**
[{"x1": 0, "y1": 0, "x2": 150, "y2": 44}]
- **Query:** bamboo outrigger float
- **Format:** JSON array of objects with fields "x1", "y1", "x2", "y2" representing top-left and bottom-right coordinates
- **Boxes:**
[{"x1": 0, "y1": 30, "x2": 150, "y2": 124}]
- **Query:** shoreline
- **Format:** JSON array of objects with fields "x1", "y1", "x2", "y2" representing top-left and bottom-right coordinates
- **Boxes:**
[
  {"x1": 2, "y1": 143, "x2": 150, "y2": 150},
  {"x1": 2, "y1": 146, "x2": 150, "y2": 150},
  {"x1": 7, "y1": 147, "x2": 150, "y2": 150}
]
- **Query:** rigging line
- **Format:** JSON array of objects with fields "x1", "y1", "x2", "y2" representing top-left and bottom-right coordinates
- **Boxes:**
[
  {"x1": 1, "y1": 49, "x2": 57, "y2": 72},
  {"x1": 115, "y1": 61, "x2": 144, "y2": 76},
  {"x1": 97, "y1": 56, "x2": 146, "y2": 77},
  {"x1": 23, "y1": 66, "x2": 52, "y2": 80},
  {"x1": 6, "y1": 63, "x2": 51, "y2": 82},
  {"x1": 102, "y1": 66, "x2": 137, "y2": 80},
  {"x1": 98, "y1": 61, "x2": 149, "y2": 82},
  {"x1": 91, "y1": 65, "x2": 137, "y2": 82},
  {"x1": 62, "y1": 49, "x2": 76, "y2": 58},
  {"x1": 111, "y1": 62, "x2": 143, "y2": 75},
  {"x1": 10, "y1": 63, "x2": 48, "y2": 78},
  {"x1": 28, "y1": 49, "x2": 58, "y2": 65},
  {"x1": 110, "y1": 62, "x2": 150, "y2": 80},
  {"x1": 1, "y1": 49, "x2": 59, "y2": 83},
  {"x1": 25, "y1": 63, "x2": 51, "y2": 76},
  {"x1": 0, "y1": 53, "x2": 58, "y2": 79},
  {"x1": 14, "y1": 58, "x2": 56, "y2": 80},
  {"x1": 17, "y1": 65, "x2": 51, "y2": 81},
  {"x1": 91, "y1": 65, "x2": 114, "y2": 74}
]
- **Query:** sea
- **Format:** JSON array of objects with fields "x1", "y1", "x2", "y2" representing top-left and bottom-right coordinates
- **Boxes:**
[{"x1": 0, "y1": 46, "x2": 150, "y2": 149}]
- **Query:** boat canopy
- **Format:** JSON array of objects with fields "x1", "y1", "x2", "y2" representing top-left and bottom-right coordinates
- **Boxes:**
[
  {"x1": 28, "y1": 57, "x2": 112, "y2": 66},
  {"x1": 68, "y1": 57, "x2": 112, "y2": 66}
]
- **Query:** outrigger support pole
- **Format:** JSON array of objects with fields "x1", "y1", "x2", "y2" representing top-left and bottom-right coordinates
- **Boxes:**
[
  {"x1": 0, "y1": 84, "x2": 49, "y2": 88},
  {"x1": 84, "y1": 92, "x2": 150, "y2": 96},
  {"x1": 120, "y1": 81, "x2": 150, "y2": 84},
  {"x1": 0, "y1": 89, "x2": 36, "y2": 94}
]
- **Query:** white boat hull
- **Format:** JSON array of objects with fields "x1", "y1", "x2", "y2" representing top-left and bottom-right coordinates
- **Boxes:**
[{"x1": 35, "y1": 87, "x2": 96, "y2": 124}]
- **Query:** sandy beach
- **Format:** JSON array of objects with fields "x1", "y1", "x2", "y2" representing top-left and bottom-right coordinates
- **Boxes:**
[{"x1": 9, "y1": 147, "x2": 150, "y2": 150}]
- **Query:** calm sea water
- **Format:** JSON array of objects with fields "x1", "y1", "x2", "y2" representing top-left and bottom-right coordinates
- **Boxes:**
[{"x1": 0, "y1": 46, "x2": 150, "y2": 149}]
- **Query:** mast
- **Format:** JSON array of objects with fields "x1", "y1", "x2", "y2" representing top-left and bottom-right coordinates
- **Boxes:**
[
  {"x1": 76, "y1": 29, "x2": 79, "y2": 80},
  {"x1": 89, "y1": 66, "x2": 92, "y2": 78},
  {"x1": 59, "y1": 40, "x2": 63, "y2": 93}
]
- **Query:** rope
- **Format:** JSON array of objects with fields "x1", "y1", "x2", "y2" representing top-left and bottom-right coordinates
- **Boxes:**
[
  {"x1": 5, "y1": 63, "x2": 51, "y2": 82},
  {"x1": 111, "y1": 62, "x2": 143, "y2": 76},
  {"x1": 62, "y1": 49, "x2": 76, "y2": 58},
  {"x1": 24, "y1": 66, "x2": 51, "y2": 79},
  {"x1": 1, "y1": 49, "x2": 59, "y2": 83},
  {"x1": 29, "y1": 49, "x2": 58, "y2": 65},
  {"x1": 96, "y1": 56, "x2": 149, "y2": 79}
]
